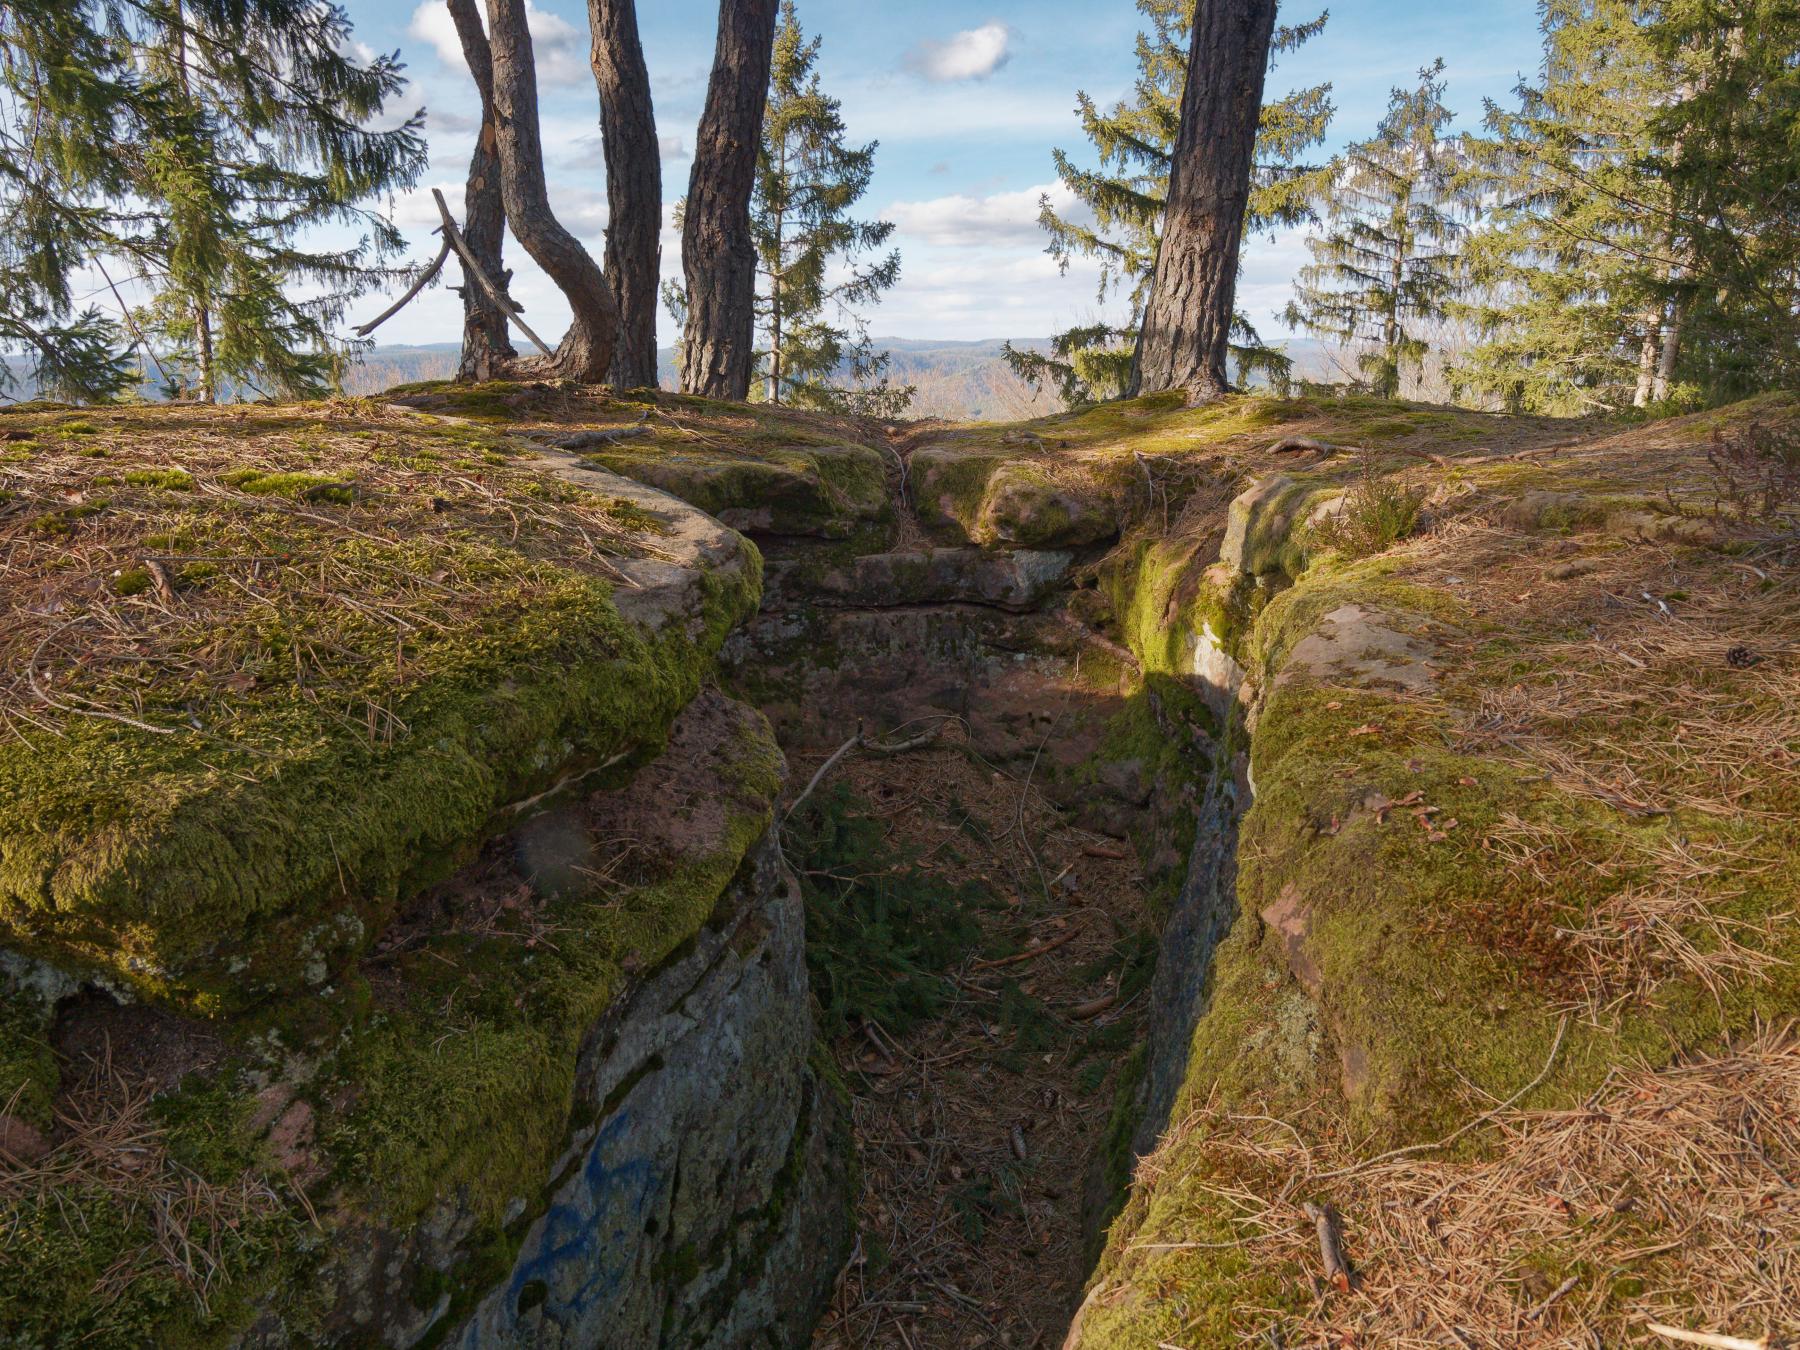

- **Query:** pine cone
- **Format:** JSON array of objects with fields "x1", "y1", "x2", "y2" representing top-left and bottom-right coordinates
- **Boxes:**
[{"x1": 1726, "y1": 645, "x2": 1762, "y2": 669}]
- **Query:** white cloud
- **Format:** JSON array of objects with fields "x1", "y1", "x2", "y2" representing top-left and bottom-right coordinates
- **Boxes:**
[
  {"x1": 407, "y1": 0, "x2": 588, "y2": 88},
  {"x1": 904, "y1": 21, "x2": 1013, "y2": 82},
  {"x1": 885, "y1": 182, "x2": 1083, "y2": 249},
  {"x1": 428, "y1": 106, "x2": 480, "y2": 136}
]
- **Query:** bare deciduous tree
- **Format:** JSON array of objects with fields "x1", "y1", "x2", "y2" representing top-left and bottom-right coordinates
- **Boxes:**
[{"x1": 480, "y1": 0, "x2": 617, "y2": 383}]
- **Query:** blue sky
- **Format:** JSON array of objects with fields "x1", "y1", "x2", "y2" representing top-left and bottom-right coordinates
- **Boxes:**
[{"x1": 345, "y1": 0, "x2": 1549, "y2": 348}]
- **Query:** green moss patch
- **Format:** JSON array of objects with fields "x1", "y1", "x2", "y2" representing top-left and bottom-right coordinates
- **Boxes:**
[
  {"x1": 1075, "y1": 394, "x2": 1800, "y2": 1348},
  {"x1": 0, "y1": 402, "x2": 755, "y2": 1012}
]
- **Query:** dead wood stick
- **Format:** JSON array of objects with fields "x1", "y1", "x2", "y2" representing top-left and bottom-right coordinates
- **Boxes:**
[
  {"x1": 353, "y1": 238, "x2": 452, "y2": 337},
  {"x1": 1301, "y1": 1202, "x2": 1352, "y2": 1292},
  {"x1": 783, "y1": 725, "x2": 864, "y2": 825},
  {"x1": 1267, "y1": 435, "x2": 1451, "y2": 468},
  {"x1": 1527, "y1": 1274, "x2": 1580, "y2": 1321},
  {"x1": 537, "y1": 425, "x2": 652, "y2": 450},
  {"x1": 1082, "y1": 843, "x2": 1128, "y2": 860},
  {"x1": 860, "y1": 723, "x2": 947, "y2": 756},
  {"x1": 143, "y1": 558, "x2": 177, "y2": 607},
  {"x1": 1645, "y1": 1324, "x2": 1768, "y2": 1350},
  {"x1": 430, "y1": 188, "x2": 554, "y2": 357},
  {"x1": 1269, "y1": 435, "x2": 1363, "y2": 456},
  {"x1": 971, "y1": 922, "x2": 1083, "y2": 970},
  {"x1": 1068, "y1": 991, "x2": 1118, "y2": 1020}
]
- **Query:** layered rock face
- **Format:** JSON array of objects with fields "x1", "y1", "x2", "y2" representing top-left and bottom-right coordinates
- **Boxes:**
[{"x1": 0, "y1": 400, "x2": 850, "y2": 1349}]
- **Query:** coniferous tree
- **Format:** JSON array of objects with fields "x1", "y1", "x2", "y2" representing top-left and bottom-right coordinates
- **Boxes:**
[
  {"x1": 446, "y1": 0, "x2": 517, "y2": 383},
  {"x1": 128, "y1": 0, "x2": 425, "y2": 400},
  {"x1": 1642, "y1": 0, "x2": 1800, "y2": 401},
  {"x1": 1132, "y1": 0, "x2": 1280, "y2": 401},
  {"x1": 590, "y1": 0, "x2": 661, "y2": 390},
  {"x1": 751, "y1": 2, "x2": 909, "y2": 416},
  {"x1": 0, "y1": 0, "x2": 424, "y2": 403},
  {"x1": 0, "y1": 2, "x2": 167, "y2": 400},
  {"x1": 1455, "y1": 0, "x2": 1677, "y2": 414},
  {"x1": 1284, "y1": 61, "x2": 1470, "y2": 399},
  {"x1": 1009, "y1": 0, "x2": 1333, "y2": 406}
]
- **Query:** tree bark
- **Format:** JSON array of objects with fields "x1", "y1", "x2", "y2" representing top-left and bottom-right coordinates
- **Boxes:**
[
  {"x1": 483, "y1": 0, "x2": 618, "y2": 384},
  {"x1": 1129, "y1": 0, "x2": 1278, "y2": 403},
  {"x1": 1633, "y1": 322, "x2": 1659, "y2": 407},
  {"x1": 447, "y1": 0, "x2": 517, "y2": 382},
  {"x1": 589, "y1": 0, "x2": 660, "y2": 389},
  {"x1": 1652, "y1": 300, "x2": 1683, "y2": 402},
  {"x1": 680, "y1": 0, "x2": 779, "y2": 400}
]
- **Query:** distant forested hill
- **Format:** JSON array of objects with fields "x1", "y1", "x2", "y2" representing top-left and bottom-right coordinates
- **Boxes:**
[
  {"x1": 349, "y1": 338, "x2": 1070, "y2": 421},
  {"x1": 5, "y1": 337, "x2": 1338, "y2": 420}
]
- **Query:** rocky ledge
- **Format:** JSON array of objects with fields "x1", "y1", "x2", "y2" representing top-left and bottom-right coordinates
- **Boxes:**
[{"x1": 0, "y1": 399, "x2": 848, "y2": 1347}]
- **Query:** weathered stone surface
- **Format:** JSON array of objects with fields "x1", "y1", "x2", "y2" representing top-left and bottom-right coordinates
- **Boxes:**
[
  {"x1": 584, "y1": 442, "x2": 890, "y2": 538},
  {"x1": 1276, "y1": 603, "x2": 1438, "y2": 695},
  {"x1": 256, "y1": 695, "x2": 853, "y2": 1349},
  {"x1": 910, "y1": 448, "x2": 1118, "y2": 550},
  {"x1": 442, "y1": 841, "x2": 850, "y2": 1349},
  {"x1": 1219, "y1": 474, "x2": 1323, "y2": 578},
  {"x1": 976, "y1": 462, "x2": 1118, "y2": 550},
  {"x1": 768, "y1": 547, "x2": 1074, "y2": 613}
]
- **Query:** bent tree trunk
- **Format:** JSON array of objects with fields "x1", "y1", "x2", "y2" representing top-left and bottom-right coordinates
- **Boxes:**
[
  {"x1": 680, "y1": 0, "x2": 779, "y2": 400},
  {"x1": 590, "y1": 0, "x2": 661, "y2": 390},
  {"x1": 483, "y1": 0, "x2": 618, "y2": 383},
  {"x1": 1130, "y1": 0, "x2": 1278, "y2": 403},
  {"x1": 447, "y1": 0, "x2": 517, "y2": 382}
]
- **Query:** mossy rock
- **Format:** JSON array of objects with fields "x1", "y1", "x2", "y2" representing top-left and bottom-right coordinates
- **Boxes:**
[
  {"x1": 586, "y1": 442, "x2": 889, "y2": 538},
  {"x1": 0, "y1": 402, "x2": 761, "y2": 1013},
  {"x1": 911, "y1": 447, "x2": 1118, "y2": 549}
]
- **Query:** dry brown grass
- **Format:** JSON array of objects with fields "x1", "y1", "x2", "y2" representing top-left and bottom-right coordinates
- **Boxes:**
[
  {"x1": 0, "y1": 401, "x2": 658, "y2": 743},
  {"x1": 1133, "y1": 1028, "x2": 1800, "y2": 1349}
]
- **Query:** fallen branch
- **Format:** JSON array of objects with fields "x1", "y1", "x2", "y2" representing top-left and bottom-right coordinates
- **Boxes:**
[
  {"x1": 1270, "y1": 436, "x2": 1363, "y2": 456},
  {"x1": 1527, "y1": 1274, "x2": 1580, "y2": 1322},
  {"x1": 536, "y1": 425, "x2": 652, "y2": 451},
  {"x1": 1068, "y1": 990, "x2": 1118, "y2": 1020},
  {"x1": 430, "y1": 188, "x2": 554, "y2": 357},
  {"x1": 783, "y1": 726, "x2": 865, "y2": 826},
  {"x1": 1645, "y1": 1323, "x2": 1769, "y2": 1350},
  {"x1": 1302, "y1": 1202, "x2": 1353, "y2": 1293},
  {"x1": 354, "y1": 238, "x2": 453, "y2": 338},
  {"x1": 971, "y1": 923, "x2": 1083, "y2": 970},
  {"x1": 1266, "y1": 435, "x2": 1453, "y2": 468}
]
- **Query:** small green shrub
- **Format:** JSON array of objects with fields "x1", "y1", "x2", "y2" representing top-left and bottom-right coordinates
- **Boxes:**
[
  {"x1": 784, "y1": 783, "x2": 992, "y2": 1037},
  {"x1": 1309, "y1": 450, "x2": 1428, "y2": 559}
]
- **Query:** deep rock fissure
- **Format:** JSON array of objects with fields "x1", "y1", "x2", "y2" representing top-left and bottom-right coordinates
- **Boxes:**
[{"x1": 724, "y1": 519, "x2": 1249, "y2": 1346}]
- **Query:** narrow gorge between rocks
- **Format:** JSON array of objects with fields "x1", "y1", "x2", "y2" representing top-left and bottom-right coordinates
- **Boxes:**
[{"x1": 3, "y1": 385, "x2": 1796, "y2": 1350}]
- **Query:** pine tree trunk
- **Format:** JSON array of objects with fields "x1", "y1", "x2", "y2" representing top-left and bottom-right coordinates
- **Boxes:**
[
  {"x1": 1383, "y1": 227, "x2": 1404, "y2": 399},
  {"x1": 589, "y1": 0, "x2": 660, "y2": 389},
  {"x1": 1129, "y1": 0, "x2": 1277, "y2": 403},
  {"x1": 447, "y1": 0, "x2": 517, "y2": 383},
  {"x1": 483, "y1": 0, "x2": 618, "y2": 384},
  {"x1": 173, "y1": 0, "x2": 217, "y2": 404},
  {"x1": 680, "y1": 0, "x2": 779, "y2": 401}
]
